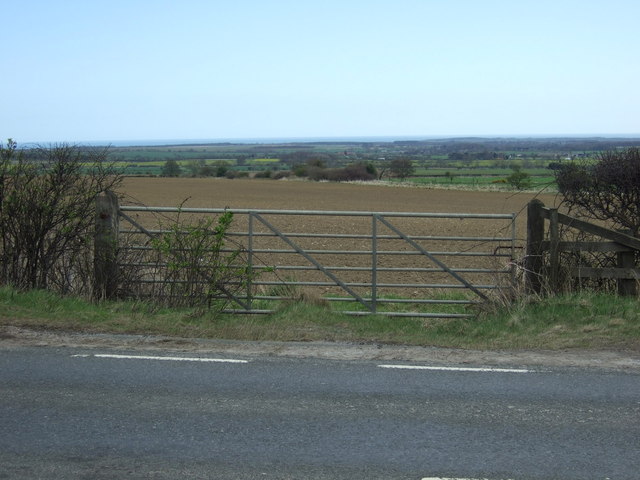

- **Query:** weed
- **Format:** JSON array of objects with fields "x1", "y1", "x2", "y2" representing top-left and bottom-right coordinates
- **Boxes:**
[{"x1": 139, "y1": 209, "x2": 256, "y2": 311}]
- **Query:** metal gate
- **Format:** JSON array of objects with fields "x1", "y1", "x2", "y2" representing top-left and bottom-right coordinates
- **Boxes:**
[{"x1": 118, "y1": 206, "x2": 516, "y2": 318}]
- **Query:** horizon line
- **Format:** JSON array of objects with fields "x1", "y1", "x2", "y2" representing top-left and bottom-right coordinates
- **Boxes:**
[{"x1": 16, "y1": 133, "x2": 640, "y2": 148}]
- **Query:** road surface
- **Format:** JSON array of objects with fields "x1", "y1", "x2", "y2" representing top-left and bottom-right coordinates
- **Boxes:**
[{"x1": 1, "y1": 344, "x2": 639, "y2": 479}]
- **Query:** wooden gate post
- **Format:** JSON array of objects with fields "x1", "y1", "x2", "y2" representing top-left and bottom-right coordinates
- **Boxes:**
[
  {"x1": 525, "y1": 199, "x2": 546, "y2": 295},
  {"x1": 548, "y1": 208, "x2": 560, "y2": 292},
  {"x1": 617, "y1": 244, "x2": 637, "y2": 297},
  {"x1": 94, "y1": 190, "x2": 120, "y2": 300}
]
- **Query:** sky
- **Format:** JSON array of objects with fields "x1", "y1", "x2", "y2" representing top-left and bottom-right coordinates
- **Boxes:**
[{"x1": 2, "y1": 0, "x2": 639, "y2": 144}]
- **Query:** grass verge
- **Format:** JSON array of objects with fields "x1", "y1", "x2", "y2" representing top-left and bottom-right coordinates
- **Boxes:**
[{"x1": 0, "y1": 286, "x2": 638, "y2": 351}]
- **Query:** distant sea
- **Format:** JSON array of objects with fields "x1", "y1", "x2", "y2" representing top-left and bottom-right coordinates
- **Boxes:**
[
  {"x1": 99, "y1": 136, "x2": 429, "y2": 147},
  {"x1": 27, "y1": 134, "x2": 640, "y2": 147}
]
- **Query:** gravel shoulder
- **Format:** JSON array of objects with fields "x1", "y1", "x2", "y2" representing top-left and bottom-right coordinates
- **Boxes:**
[{"x1": 2, "y1": 325, "x2": 639, "y2": 372}]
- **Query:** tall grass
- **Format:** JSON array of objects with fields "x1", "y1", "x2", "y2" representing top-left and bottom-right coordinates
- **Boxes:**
[{"x1": 1, "y1": 286, "x2": 638, "y2": 350}]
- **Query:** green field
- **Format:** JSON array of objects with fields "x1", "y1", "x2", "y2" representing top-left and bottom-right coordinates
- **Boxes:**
[{"x1": 100, "y1": 137, "x2": 640, "y2": 189}]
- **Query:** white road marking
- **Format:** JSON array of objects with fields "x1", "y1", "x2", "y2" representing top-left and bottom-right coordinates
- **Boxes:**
[
  {"x1": 421, "y1": 478, "x2": 514, "y2": 480},
  {"x1": 72, "y1": 353, "x2": 248, "y2": 363},
  {"x1": 380, "y1": 364, "x2": 529, "y2": 373}
]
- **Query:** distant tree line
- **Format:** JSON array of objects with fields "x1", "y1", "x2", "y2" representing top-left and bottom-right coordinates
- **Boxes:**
[
  {"x1": 161, "y1": 159, "x2": 245, "y2": 179},
  {"x1": 292, "y1": 159, "x2": 378, "y2": 182}
]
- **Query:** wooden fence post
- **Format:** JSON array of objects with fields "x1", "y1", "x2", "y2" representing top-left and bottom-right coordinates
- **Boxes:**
[
  {"x1": 549, "y1": 208, "x2": 560, "y2": 292},
  {"x1": 525, "y1": 199, "x2": 545, "y2": 295},
  {"x1": 94, "y1": 190, "x2": 119, "y2": 300},
  {"x1": 617, "y1": 248, "x2": 637, "y2": 297}
]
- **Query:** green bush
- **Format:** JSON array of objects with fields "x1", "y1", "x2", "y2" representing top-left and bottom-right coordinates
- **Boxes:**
[
  {"x1": 505, "y1": 165, "x2": 531, "y2": 190},
  {"x1": 149, "y1": 211, "x2": 255, "y2": 311}
]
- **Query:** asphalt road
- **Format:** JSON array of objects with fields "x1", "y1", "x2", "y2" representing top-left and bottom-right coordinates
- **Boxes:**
[{"x1": 1, "y1": 345, "x2": 639, "y2": 480}]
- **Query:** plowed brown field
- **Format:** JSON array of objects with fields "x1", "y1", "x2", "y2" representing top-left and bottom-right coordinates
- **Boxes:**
[{"x1": 122, "y1": 177, "x2": 557, "y2": 217}]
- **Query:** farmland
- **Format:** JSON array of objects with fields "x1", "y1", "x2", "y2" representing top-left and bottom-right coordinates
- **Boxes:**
[
  {"x1": 109, "y1": 136, "x2": 640, "y2": 189},
  {"x1": 121, "y1": 176, "x2": 557, "y2": 215},
  {"x1": 120, "y1": 176, "x2": 557, "y2": 263},
  {"x1": 4, "y1": 141, "x2": 639, "y2": 346},
  {"x1": 108, "y1": 137, "x2": 638, "y2": 315}
]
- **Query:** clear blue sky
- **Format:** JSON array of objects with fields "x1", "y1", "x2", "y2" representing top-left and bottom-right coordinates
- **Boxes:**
[{"x1": 2, "y1": 0, "x2": 639, "y2": 144}]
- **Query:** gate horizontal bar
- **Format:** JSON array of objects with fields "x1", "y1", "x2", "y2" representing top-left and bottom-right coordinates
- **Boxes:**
[
  {"x1": 251, "y1": 296, "x2": 478, "y2": 305},
  {"x1": 122, "y1": 229, "x2": 512, "y2": 243},
  {"x1": 121, "y1": 205, "x2": 515, "y2": 219},
  {"x1": 221, "y1": 308, "x2": 474, "y2": 318},
  {"x1": 272, "y1": 265, "x2": 510, "y2": 274},
  {"x1": 117, "y1": 262, "x2": 509, "y2": 275},
  {"x1": 121, "y1": 244, "x2": 511, "y2": 257}
]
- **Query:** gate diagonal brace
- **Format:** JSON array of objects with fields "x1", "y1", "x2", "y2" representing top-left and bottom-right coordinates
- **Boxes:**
[
  {"x1": 375, "y1": 215, "x2": 489, "y2": 301},
  {"x1": 251, "y1": 213, "x2": 374, "y2": 312}
]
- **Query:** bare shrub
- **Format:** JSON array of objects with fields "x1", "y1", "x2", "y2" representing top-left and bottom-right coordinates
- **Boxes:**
[
  {"x1": 388, "y1": 157, "x2": 415, "y2": 180},
  {"x1": 554, "y1": 148, "x2": 640, "y2": 292},
  {"x1": 309, "y1": 163, "x2": 376, "y2": 182},
  {"x1": 0, "y1": 139, "x2": 122, "y2": 293},
  {"x1": 555, "y1": 148, "x2": 640, "y2": 235}
]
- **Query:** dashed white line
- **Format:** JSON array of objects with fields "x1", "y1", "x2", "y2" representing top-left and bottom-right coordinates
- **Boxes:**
[
  {"x1": 421, "y1": 478, "x2": 514, "y2": 480},
  {"x1": 379, "y1": 364, "x2": 529, "y2": 373},
  {"x1": 421, "y1": 477, "x2": 514, "y2": 480},
  {"x1": 72, "y1": 353, "x2": 248, "y2": 364}
]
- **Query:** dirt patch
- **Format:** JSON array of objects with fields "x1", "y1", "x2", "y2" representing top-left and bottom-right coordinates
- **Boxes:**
[{"x1": 2, "y1": 326, "x2": 639, "y2": 372}]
